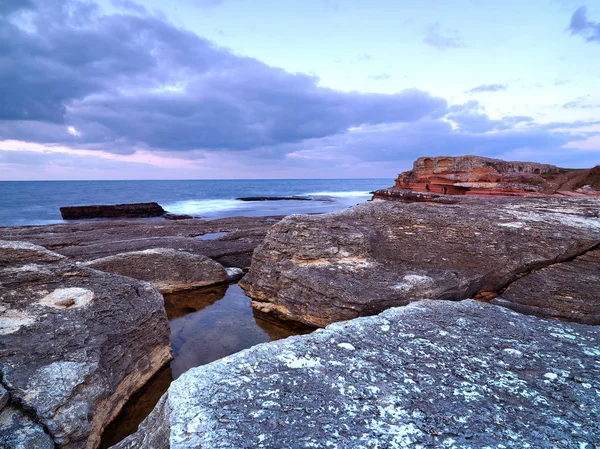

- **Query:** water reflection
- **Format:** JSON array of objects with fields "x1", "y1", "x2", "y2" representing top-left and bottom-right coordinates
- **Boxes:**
[{"x1": 100, "y1": 283, "x2": 312, "y2": 448}]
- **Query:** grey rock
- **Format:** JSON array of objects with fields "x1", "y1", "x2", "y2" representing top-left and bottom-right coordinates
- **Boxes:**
[
  {"x1": 0, "y1": 385, "x2": 8, "y2": 410},
  {"x1": 225, "y1": 267, "x2": 244, "y2": 282},
  {"x1": 240, "y1": 197, "x2": 600, "y2": 327},
  {"x1": 112, "y1": 300, "x2": 600, "y2": 449},
  {"x1": 0, "y1": 241, "x2": 172, "y2": 448},
  {"x1": 492, "y1": 248, "x2": 600, "y2": 324},
  {"x1": 0, "y1": 406, "x2": 55, "y2": 449},
  {"x1": 0, "y1": 215, "x2": 281, "y2": 269},
  {"x1": 81, "y1": 248, "x2": 228, "y2": 294}
]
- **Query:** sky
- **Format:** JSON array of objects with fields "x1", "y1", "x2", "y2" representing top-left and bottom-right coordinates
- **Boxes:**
[{"x1": 0, "y1": 0, "x2": 599, "y2": 180}]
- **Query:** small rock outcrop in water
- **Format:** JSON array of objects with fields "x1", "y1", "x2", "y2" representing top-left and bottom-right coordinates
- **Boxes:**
[
  {"x1": 372, "y1": 155, "x2": 600, "y2": 199},
  {"x1": 60, "y1": 202, "x2": 166, "y2": 220},
  {"x1": 113, "y1": 300, "x2": 600, "y2": 448},
  {"x1": 240, "y1": 197, "x2": 600, "y2": 327},
  {"x1": 0, "y1": 240, "x2": 172, "y2": 448},
  {"x1": 81, "y1": 248, "x2": 229, "y2": 294}
]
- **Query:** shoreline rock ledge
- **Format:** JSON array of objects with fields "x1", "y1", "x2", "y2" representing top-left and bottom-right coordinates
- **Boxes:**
[
  {"x1": 0, "y1": 240, "x2": 172, "y2": 449},
  {"x1": 114, "y1": 300, "x2": 600, "y2": 448},
  {"x1": 240, "y1": 196, "x2": 600, "y2": 327}
]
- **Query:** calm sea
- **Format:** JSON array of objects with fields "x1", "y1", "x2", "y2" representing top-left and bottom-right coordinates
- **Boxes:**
[{"x1": 0, "y1": 179, "x2": 392, "y2": 227}]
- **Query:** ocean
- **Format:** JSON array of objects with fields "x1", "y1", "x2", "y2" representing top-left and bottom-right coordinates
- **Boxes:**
[{"x1": 0, "y1": 179, "x2": 392, "y2": 227}]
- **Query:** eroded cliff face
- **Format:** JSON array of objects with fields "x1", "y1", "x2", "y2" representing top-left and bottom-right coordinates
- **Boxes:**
[
  {"x1": 114, "y1": 300, "x2": 600, "y2": 449},
  {"x1": 240, "y1": 197, "x2": 600, "y2": 328},
  {"x1": 0, "y1": 241, "x2": 173, "y2": 448},
  {"x1": 374, "y1": 155, "x2": 599, "y2": 198}
]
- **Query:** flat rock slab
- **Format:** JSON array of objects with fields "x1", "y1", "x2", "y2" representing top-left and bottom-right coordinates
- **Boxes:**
[
  {"x1": 0, "y1": 241, "x2": 172, "y2": 448},
  {"x1": 82, "y1": 248, "x2": 228, "y2": 294},
  {"x1": 240, "y1": 197, "x2": 600, "y2": 327},
  {"x1": 0, "y1": 216, "x2": 281, "y2": 269},
  {"x1": 492, "y1": 248, "x2": 600, "y2": 324},
  {"x1": 114, "y1": 300, "x2": 600, "y2": 449},
  {"x1": 60, "y1": 202, "x2": 165, "y2": 220}
]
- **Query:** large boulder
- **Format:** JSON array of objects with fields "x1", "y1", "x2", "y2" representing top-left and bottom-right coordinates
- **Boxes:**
[
  {"x1": 113, "y1": 300, "x2": 600, "y2": 448},
  {"x1": 240, "y1": 197, "x2": 600, "y2": 327},
  {"x1": 491, "y1": 248, "x2": 600, "y2": 324},
  {"x1": 81, "y1": 248, "x2": 229, "y2": 294},
  {"x1": 0, "y1": 241, "x2": 172, "y2": 448}
]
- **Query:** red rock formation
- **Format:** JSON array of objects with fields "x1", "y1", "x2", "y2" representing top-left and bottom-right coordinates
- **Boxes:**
[{"x1": 375, "y1": 156, "x2": 600, "y2": 199}]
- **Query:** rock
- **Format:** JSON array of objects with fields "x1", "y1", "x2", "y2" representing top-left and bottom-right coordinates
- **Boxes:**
[
  {"x1": 240, "y1": 197, "x2": 600, "y2": 327},
  {"x1": 81, "y1": 248, "x2": 229, "y2": 294},
  {"x1": 0, "y1": 406, "x2": 55, "y2": 449},
  {"x1": 225, "y1": 267, "x2": 244, "y2": 282},
  {"x1": 0, "y1": 385, "x2": 8, "y2": 410},
  {"x1": 113, "y1": 300, "x2": 600, "y2": 449},
  {"x1": 59, "y1": 202, "x2": 166, "y2": 220},
  {"x1": 0, "y1": 240, "x2": 172, "y2": 448},
  {"x1": 373, "y1": 156, "x2": 600, "y2": 199},
  {"x1": 236, "y1": 196, "x2": 313, "y2": 201},
  {"x1": 162, "y1": 213, "x2": 195, "y2": 220},
  {"x1": 0, "y1": 215, "x2": 281, "y2": 270},
  {"x1": 492, "y1": 248, "x2": 600, "y2": 324}
]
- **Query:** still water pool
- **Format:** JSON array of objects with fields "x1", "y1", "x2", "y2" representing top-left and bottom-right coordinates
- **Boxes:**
[{"x1": 101, "y1": 283, "x2": 313, "y2": 447}]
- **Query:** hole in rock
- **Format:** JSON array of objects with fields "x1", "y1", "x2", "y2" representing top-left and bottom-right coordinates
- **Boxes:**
[{"x1": 100, "y1": 282, "x2": 313, "y2": 448}]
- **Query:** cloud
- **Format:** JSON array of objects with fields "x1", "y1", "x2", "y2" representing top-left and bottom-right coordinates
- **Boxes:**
[
  {"x1": 569, "y1": 6, "x2": 600, "y2": 43},
  {"x1": 466, "y1": 84, "x2": 508, "y2": 94},
  {"x1": 369, "y1": 73, "x2": 391, "y2": 81},
  {"x1": 423, "y1": 23, "x2": 465, "y2": 50},
  {"x1": 1, "y1": 0, "x2": 598, "y2": 179},
  {"x1": 0, "y1": 0, "x2": 446, "y2": 154},
  {"x1": 562, "y1": 95, "x2": 599, "y2": 109}
]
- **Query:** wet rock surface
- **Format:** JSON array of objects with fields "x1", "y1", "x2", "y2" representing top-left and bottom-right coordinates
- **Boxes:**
[
  {"x1": 241, "y1": 197, "x2": 600, "y2": 327},
  {"x1": 82, "y1": 248, "x2": 229, "y2": 294},
  {"x1": 113, "y1": 300, "x2": 600, "y2": 449},
  {"x1": 0, "y1": 215, "x2": 281, "y2": 269},
  {"x1": 492, "y1": 248, "x2": 600, "y2": 324},
  {"x1": 60, "y1": 202, "x2": 166, "y2": 220},
  {"x1": 0, "y1": 241, "x2": 172, "y2": 448}
]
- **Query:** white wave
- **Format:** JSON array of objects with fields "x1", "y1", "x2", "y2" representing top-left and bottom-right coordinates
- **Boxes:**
[
  {"x1": 305, "y1": 191, "x2": 372, "y2": 198},
  {"x1": 163, "y1": 199, "x2": 244, "y2": 215}
]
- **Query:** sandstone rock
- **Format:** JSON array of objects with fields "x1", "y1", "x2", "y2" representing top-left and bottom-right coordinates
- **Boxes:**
[
  {"x1": 0, "y1": 240, "x2": 172, "y2": 448},
  {"x1": 240, "y1": 197, "x2": 600, "y2": 327},
  {"x1": 373, "y1": 155, "x2": 600, "y2": 199},
  {"x1": 113, "y1": 300, "x2": 600, "y2": 449},
  {"x1": 492, "y1": 248, "x2": 600, "y2": 324},
  {"x1": 0, "y1": 215, "x2": 280, "y2": 269},
  {"x1": 81, "y1": 248, "x2": 229, "y2": 294},
  {"x1": 60, "y1": 202, "x2": 166, "y2": 220}
]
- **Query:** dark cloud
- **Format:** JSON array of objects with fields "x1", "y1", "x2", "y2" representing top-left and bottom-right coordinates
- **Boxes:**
[
  {"x1": 466, "y1": 84, "x2": 507, "y2": 93},
  {"x1": 0, "y1": 0, "x2": 446, "y2": 153},
  {"x1": 569, "y1": 6, "x2": 600, "y2": 42},
  {"x1": 423, "y1": 23, "x2": 465, "y2": 50},
  {"x1": 0, "y1": 0, "x2": 34, "y2": 15}
]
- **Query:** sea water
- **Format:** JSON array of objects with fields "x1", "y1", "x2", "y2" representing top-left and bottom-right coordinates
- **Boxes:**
[{"x1": 0, "y1": 178, "x2": 391, "y2": 226}]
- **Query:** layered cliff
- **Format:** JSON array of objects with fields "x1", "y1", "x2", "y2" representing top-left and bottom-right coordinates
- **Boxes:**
[{"x1": 374, "y1": 155, "x2": 599, "y2": 198}]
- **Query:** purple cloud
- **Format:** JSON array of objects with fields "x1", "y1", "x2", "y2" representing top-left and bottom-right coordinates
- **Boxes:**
[
  {"x1": 569, "y1": 6, "x2": 600, "y2": 43},
  {"x1": 466, "y1": 84, "x2": 507, "y2": 94},
  {"x1": 423, "y1": 23, "x2": 465, "y2": 50}
]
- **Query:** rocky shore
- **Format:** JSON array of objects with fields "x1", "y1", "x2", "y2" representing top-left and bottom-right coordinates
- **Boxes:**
[{"x1": 1, "y1": 156, "x2": 599, "y2": 448}]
